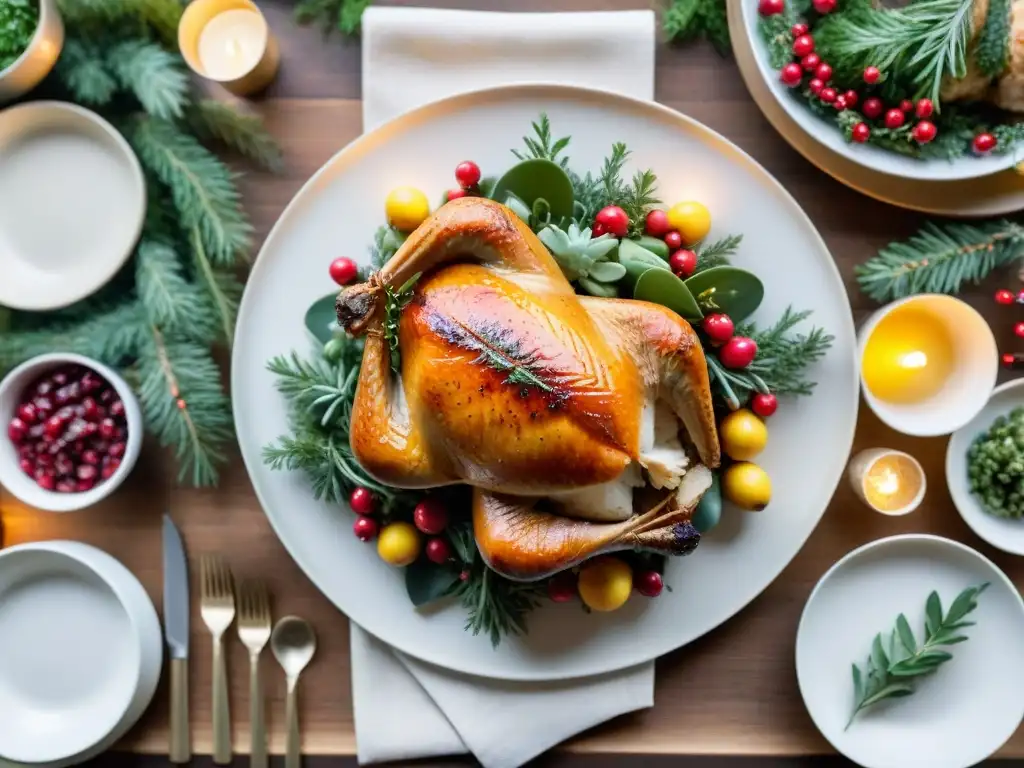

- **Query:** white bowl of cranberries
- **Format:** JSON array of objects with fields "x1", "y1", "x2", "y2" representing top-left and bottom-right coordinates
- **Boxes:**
[{"x1": 0, "y1": 354, "x2": 141, "y2": 512}]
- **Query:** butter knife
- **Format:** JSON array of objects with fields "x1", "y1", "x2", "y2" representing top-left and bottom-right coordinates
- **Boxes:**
[{"x1": 163, "y1": 514, "x2": 191, "y2": 763}]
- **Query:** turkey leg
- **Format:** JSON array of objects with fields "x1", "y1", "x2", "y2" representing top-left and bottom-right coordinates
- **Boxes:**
[{"x1": 473, "y1": 465, "x2": 711, "y2": 582}]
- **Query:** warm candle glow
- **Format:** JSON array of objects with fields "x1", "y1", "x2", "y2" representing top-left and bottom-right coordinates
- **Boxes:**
[
  {"x1": 862, "y1": 453, "x2": 923, "y2": 514},
  {"x1": 862, "y1": 304, "x2": 955, "y2": 405},
  {"x1": 196, "y1": 8, "x2": 266, "y2": 81}
]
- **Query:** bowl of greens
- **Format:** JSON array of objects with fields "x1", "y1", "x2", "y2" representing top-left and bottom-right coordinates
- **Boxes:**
[
  {"x1": 947, "y1": 377, "x2": 1024, "y2": 556},
  {"x1": 0, "y1": 0, "x2": 62, "y2": 104},
  {"x1": 741, "y1": 0, "x2": 1024, "y2": 182}
]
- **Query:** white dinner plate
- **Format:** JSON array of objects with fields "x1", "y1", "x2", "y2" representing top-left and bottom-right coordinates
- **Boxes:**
[
  {"x1": 947, "y1": 378, "x2": 1024, "y2": 556},
  {"x1": 797, "y1": 535, "x2": 1024, "y2": 768},
  {"x1": 727, "y1": 0, "x2": 1024, "y2": 216},
  {"x1": 232, "y1": 84, "x2": 859, "y2": 681}
]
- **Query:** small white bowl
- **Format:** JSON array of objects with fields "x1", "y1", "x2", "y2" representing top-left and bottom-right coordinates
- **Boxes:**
[
  {"x1": 739, "y1": 0, "x2": 1019, "y2": 183},
  {"x1": 857, "y1": 294, "x2": 998, "y2": 437},
  {"x1": 0, "y1": 353, "x2": 143, "y2": 512},
  {"x1": 947, "y1": 378, "x2": 1024, "y2": 556},
  {"x1": 0, "y1": 101, "x2": 146, "y2": 310},
  {"x1": 0, "y1": 541, "x2": 162, "y2": 764},
  {"x1": 796, "y1": 534, "x2": 1024, "y2": 768},
  {"x1": 0, "y1": 0, "x2": 64, "y2": 104}
]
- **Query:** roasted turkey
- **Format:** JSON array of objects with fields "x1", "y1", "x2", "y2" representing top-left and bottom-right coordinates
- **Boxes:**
[{"x1": 336, "y1": 197, "x2": 721, "y2": 582}]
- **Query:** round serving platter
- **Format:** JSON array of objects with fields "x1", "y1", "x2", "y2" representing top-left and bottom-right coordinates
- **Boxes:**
[{"x1": 232, "y1": 83, "x2": 859, "y2": 681}]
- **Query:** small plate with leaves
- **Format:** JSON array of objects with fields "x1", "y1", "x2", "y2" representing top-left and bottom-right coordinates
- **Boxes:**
[{"x1": 796, "y1": 534, "x2": 1024, "y2": 768}]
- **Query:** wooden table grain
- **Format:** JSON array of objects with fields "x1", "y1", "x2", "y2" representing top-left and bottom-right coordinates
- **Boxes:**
[{"x1": 5, "y1": 0, "x2": 1024, "y2": 760}]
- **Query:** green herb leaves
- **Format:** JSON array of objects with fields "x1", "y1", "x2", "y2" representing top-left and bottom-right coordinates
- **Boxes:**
[
  {"x1": 967, "y1": 407, "x2": 1024, "y2": 519},
  {"x1": 0, "y1": 0, "x2": 38, "y2": 71},
  {"x1": 383, "y1": 273, "x2": 420, "y2": 375},
  {"x1": 847, "y1": 583, "x2": 988, "y2": 729}
]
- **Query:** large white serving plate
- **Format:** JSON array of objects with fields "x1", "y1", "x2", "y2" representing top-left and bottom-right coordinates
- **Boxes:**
[{"x1": 233, "y1": 84, "x2": 859, "y2": 681}]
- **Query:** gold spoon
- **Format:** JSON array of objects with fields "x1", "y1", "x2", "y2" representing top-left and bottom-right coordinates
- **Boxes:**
[{"x1": 270, "y1": 616, "x2": 316, "y2": 768}]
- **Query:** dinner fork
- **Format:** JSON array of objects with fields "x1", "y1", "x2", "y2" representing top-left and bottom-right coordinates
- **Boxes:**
[
  {"x1": 237, "y1": 580, "x2": 271, "y2": 768},
  {"x1": 200, "y1": 556, "x2": 235, "y2": 765}
]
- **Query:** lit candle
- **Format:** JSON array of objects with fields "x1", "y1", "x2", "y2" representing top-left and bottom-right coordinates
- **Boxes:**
[
  {"x1": 178, "y1": 0, "x2": 279, "y2": 96},
  {"x1": 848, "y1": 448, "x2": 926, "y2": 516}
]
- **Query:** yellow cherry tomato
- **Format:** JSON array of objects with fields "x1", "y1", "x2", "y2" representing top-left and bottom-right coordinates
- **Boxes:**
[
  {"x1": 577, "y1": 556, "x2": 633, "y2": 612},
  {"x1": 719, "y1": 408, "x2": 768, "y2": 462},
  {"x1": 385, "y1": 187, "x2": 431, "y2": 232},
  {"x1": 377, "y1": 521, "x2": 422, "y2": 566},
  {"x1": 667, "y1": 201, "x2": 711, "y2": 246},
  {"x1": 722, "y1": 462, "x2": 772, "y2": 511}
]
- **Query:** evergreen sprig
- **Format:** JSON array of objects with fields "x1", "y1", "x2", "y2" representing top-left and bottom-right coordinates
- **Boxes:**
[
  {"x1": 512, "y1": 113, "x2": 571, "y2": 168},
  {"x1": 696, "y1": 234, "x2": 742, "y2": 273},
  {"x1": 855, "y1": 220, "x2": 1024, "y2": 302},
  {"x1": 107, "y1": 40, "x2": 189, "y2": 120},
  {"x1": 663, "y1": 0, "x2": 731, "y2": 55},
  {"x1": 293, "y1": 0, "x2": 373, "y2": 36},
  {"x1": 976, "y1": 0, "x2": 1012, "y2": 79},
  {"x1": 188, "y1": 100, "x2": 285, "y2": 172},
  {"x1": 848, "y1": 584, "x2": 988, "y2": 729}
]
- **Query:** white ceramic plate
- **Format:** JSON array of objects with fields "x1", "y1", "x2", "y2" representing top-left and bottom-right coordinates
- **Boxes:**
[
  {"x1": 797, "y1": 535, "x2": 1024, "y2": 768},
  {"x1": 739, "y1": 0, "x2": 1017, "y2": 183},
  {"x1": 0, "y1": 102, "x2": 145, "y2": 311},
  {"x1": 728, "y1": 0, "x2": 1024, "y2": 215},
  {"x1": 0, "y1": 541, "x2": 162, "y2": 764},
  {"x1": 947, "y1": 378, "x2": 1024, "y2": 556},
  {"x1": 232, "y1": 84, "x2": 859, "y2": 681}
]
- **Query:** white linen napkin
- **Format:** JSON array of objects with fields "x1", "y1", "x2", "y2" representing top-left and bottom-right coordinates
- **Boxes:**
[{"x1": 353, "y1": 8, "x2": 657, "y2": 767}]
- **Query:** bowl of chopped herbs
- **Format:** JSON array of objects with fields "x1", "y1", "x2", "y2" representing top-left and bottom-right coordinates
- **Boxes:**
[
  {"x1": 741, "y1": 0, "x2": 1024, "y2": 182},
  {"x1": 947, "y1": 378, "x2": 1024, "y2": 556},
  {"x1": 0, "y1": 0, "x2": 62, "y2": 104}
]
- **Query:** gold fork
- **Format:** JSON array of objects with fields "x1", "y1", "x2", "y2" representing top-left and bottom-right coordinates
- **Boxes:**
[
  {"x1": 200, "y1": 556, "x2": 235, "y2": 765},
  {"x1": 237, "y1": 581, "x2": 271, "y2": 768}
]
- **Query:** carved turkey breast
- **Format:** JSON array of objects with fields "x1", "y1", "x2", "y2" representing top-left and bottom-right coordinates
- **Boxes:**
[{"x1": 336, "y1": 197, "x2": 721, "y2": 582}]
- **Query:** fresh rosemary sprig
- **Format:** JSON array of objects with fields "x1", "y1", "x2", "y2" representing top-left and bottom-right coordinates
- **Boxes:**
[
  {"x1": 383, "y1": 273, "x2": 420, "y2": 375},
  {"x1": 848, "y1": 583, "x2": 988, "y2": 729},
  {"x1": 695, "y1": 234, "x2": 743, "y2": 273},
  {"x1": 663, "y1": 0, "x2": 732, "y2": 55},
  {"x1": 976, "y1": 0, "x2": 1012, "y2": 79},
  {"x1": 512, "y1": 113, "x2": 571, "y2": 168}
]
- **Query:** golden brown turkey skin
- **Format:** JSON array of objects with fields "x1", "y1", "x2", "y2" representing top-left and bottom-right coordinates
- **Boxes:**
[{"x1": 337, "y1": 197, "x2": 720, "y2": 580}]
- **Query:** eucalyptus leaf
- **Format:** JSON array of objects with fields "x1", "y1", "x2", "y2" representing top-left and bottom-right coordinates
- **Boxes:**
[
  {"x1": 925, "y1": 591, "x2": 943, "y2": 636},
  {"x1": 851, "y1": 664, "x2": 864, "y2": 703},
  {"x1": 490, "y1": 158, "x2": 574, "y2": 221},
  {"x1": 692, "y1": 473, "x2": 722, "y2": 533},
  {"x1": 304, "y1": 293, "x2": 340, "y2": 346},
  {"x1": 871, "y1": 633, "x2": 889, "y2": 671},
  {"x1": 635, "y1": 235, "x2": 670, "y2": 260},
  {"x1": 683, "y1": 266, "x2": 765, "y2": 322},
  {"x1": 858, "y1": 683, "x2": 915, "y2": 709},
  {"x1": 587, "y1": 260, "x2": 627, "y2": 283},
  {"x1": 946, "y1": 582, "x2": 988, "y2": 624},
  {"x1": 633, "y1": 268, "x2": 703, "y2": 321},
  {"x1": 895, "y1": 614, "x2": 916, "y2": 653},
  {"x1": 406, "y1": 560, "x2": 459, "y2": 607}
]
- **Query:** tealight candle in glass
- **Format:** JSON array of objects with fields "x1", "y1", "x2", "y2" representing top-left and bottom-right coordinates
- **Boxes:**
[{"x1": 848, "y1": 449, "x2": 926, "y2": 516}]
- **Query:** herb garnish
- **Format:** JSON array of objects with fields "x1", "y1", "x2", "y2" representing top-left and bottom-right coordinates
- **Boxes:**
[
  {"x1": 968, "y1": 408, "x2": 1024, "y2": 518},
  {"x1": 847, "y1": 583, "x2": 988, "y2": 729},
  {"x1": 0, "y1": 0, "x2": 38, "y2": 72}
]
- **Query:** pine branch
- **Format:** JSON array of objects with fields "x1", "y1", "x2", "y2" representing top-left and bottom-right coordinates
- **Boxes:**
[
  {"x1": 188, "y1": 100, "x2": 285, "y2": 172},
  {"x1": 107, "y1": 40, "x2": 189, "y2": 120},
  {"x1": 135, "y1": 239, "x2": 215, "y2": 342},
  {"x1": 128, "y1": 116, "x2": 253, "y2": 266},
  {"x1": 58, "y1": 0, "x2": 183, "y2": 44},
  {"x1": 512, "y1": 113, "x2": 571, "y2": 168},
  {"x1": 136, "y1": 329, "x2": 233, "y2": 486},
  {"x1": 55, "y1": 38, "x2": 118, "y2": 106},
  {"x1": 976, "y1": 0, "x2": 1011, "y2": 79},
  {"x1": 293, "y1": 0, "x2": 372, "y2": 36},
  {"x1": 189, "y1": 228, "x2": 242, "y2": 347},
  {"x1": 856, "y1": 220, "x2": 1024, "y2": 302},
  {"x1": 695, "y1": 234, "x2": 741, "y2": 272},
  {"x1": 664, "y1": 0, "x2": 731, "y2": 55}
]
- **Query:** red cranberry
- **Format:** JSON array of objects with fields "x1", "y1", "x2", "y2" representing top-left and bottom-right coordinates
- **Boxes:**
[
  {"x1": 862, "y1": 97, "x2": 884, "y2": 119},
  {"x1": 54, "y1": 454, "x2": 74, "y2": 477},
  {"x1": 19, "y1": 458, "x2": 33, "y2": 476},
  {"x1": 81, "y1": 449, "x2": 100, "y2": 466},
  {"x1": 80, "y1": 372, "x2": 102, "y2": 394},
  {"x1": 780, "y1": 63, "x2": 803, "y2": 87},
  {"x1": 55, "y1": 478, "x2": 77, "y2": 493},
  {"x1": 77, "y1": 479, "x2": 96, "y2": 492},
  {"x1": 758, "y1": 0, "x2": 784, "y2": 15},
  {"x1": 884, "y1": 109, "x2": 905, "y2": 129},
  {"x1": 792, "y1": 34, "x2": 814, "y2": 57},
  {"x1": 413, "y1": 498, "x2": 449, "y2": 534},
  {"x1": 425, "y1": 537, "x2": 453, "y2": 564},
  {"x1": 16, "y1": 403, "x2": 37, "y2": 424},
  {"x1": 548, "y1": 571, "x2": 578, "y2": 602},
  {"x1": 790, "y1": 22, "x2": 808, "y2": 36},
  {"x1": 815, "y1": 63, "x2": 833, "y2": 82},
  {"x1": 645, "y1": 209, "x2": 670, "y2": 236},
  {"x1": 81, "y1": 397, "x2": 101, "y2": 421},
  {"x1": 35, "y1": 467, "x2": 56, "y2": 490},
  {"x1": 55, "y1": 383, "x2": 80, "y2": 407},
  {"x1": 101, "y1": 458, "x2": 120, "y2": 480},
  {"x1": 34, "y1": 448, "x2": 51, "y2": 466},
  {"x1": 635, "y1": 570, "x2": 664, "y2": 597},
  {"x1": 33, "y1": 396, "x2": 53, "y2": 418},
  {"x1": 51, "y1": 370, "x2": 68, "y2": 387},
  {"x1": 973, "y1": 133, "x2": 997, "y2": 154},
  {"x1": 800, "y1": 53, "x2": 821, "y2": 72},
  {"x1": 108, "y1": 442, "x2": 125, "y2": 459},
  {"x1": 915, "y1": 99, "x2": 934, "y2": 119},
  {"x1": 808, "y1": 78, "x2": 824, "y2": 95},
  {"x1": 99, "y1": 388, "x2": 116, "y2": 405},
  {"x1": 42, "y1": 416, "x2": 63, "y2": 440},
  {"x1": 900, "y1": 99, "x2": 914, "y2": 113},
  {"x1": 78, "y1": 422, "x2": 98, "y2": 439},
  {"x1": 34, "y1": 380, "x2": 53, "y2": 397},
  {"x1": 109, "y1": 399, "x2": 125, "y2": 419},
  {"x1": 8, "y1": 417, "x2": 27, "y2": 443},
  {"x1": 843, "y1": 90, "x2": 858, "y2": 108},
  {"x1": 863, "y1": 66, "x2": 881, "y2": 84},
  {"x1": 819, "y1": 87, "x2": 837, "y2": 104},
  {"x1": 852, "y1": 122, "x2": 871, "y2": 143},
  {"x1": 664, "y1": 231, "x2": 683, "y2": 250},
  {"x1": 353, "y1": 515, "x2": 379, "y2": 541},
  {"x1": 76, "y1": 464, "x2": 98, "y2": 482},
  {"x1": 98, "y1": 418, "x2": 118, "y2": 440}
]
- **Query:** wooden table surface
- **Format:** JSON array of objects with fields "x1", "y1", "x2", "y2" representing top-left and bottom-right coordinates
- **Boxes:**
[{"x1": 5, "y1": 0, "x2": 1024, "y2": 761}]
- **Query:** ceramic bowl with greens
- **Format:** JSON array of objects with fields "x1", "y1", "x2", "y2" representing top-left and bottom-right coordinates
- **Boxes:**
[{"x1": 0, "y1": 0, "x2": 62, "y2": 103}]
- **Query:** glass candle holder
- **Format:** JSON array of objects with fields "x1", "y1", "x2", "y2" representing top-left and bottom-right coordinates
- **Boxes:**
[{"x1": 848, "y1": 448, "x2": 926, "y2": 516}]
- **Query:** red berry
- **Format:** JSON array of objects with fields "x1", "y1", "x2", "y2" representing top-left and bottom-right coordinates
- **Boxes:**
[
  {"x1": 843, "y1": 90, "x2": 859, "y2": 108},
  {"x1": 76, "y1": 464, "x2": 97, "y2": 482},
  {"x1": 863, "y1": 66, "x2": 881, "y2": 84},
  {"x1": 43, "y1": 415, "x2": 63, "y2": 440},
  {"x1": 834, "y1": 95, "x2": 848, "y2": 111},
  {"x1": 862, "y1": 97, "x2": 884, "y2": 119},
  {"x1": 7, "y1": 417, "x2": 27, "y2": 443},
  {"x1": 329, "y1": 257, "x2": 358, "y2": 286},
  {"x1": 548, "y1": 571, "x2": 578, "y2": 602},
  {"x1": 35, "y1": 467, "x2": 55, "y2": 491},
  {"x1": 801, "y1": 53, "x2": 821, "y2": 72},
  {"x1": 852, "y1": 122, "x2": 871, "y2": 143},
  {"x1": 81, "y1": 397, "x2": 101, "y2": 422},
  {"x1": 884, "y1": 109, "x2": 905, "y2": 129},
  {"x1": 808, "y1": 78, "x2": 824, "y2": 95},
  {"x1": 664, "y1": 231, "x2": 683, "y2": 250},
  {"x1": 595, "y1": 205, "x2": 629, "y2": 238},
  {"x1": 645, "y1": 209, "x2": 670, "y2": 236},
  {"x1": 454, "y1": 161, "x2": 481, "y2": 189},
  {"x1": 912, "y1": 120, "x2": 937, "y2": 144},
  {"x1": 751, "y1": 392, "x2": 779, "y2": 418},
  {"x1": 16, "y1": 403, "x2": 37, "y2": 424},
  {"x1": 791, "y1": 22, "x2": 809, "y2": 36},
  {"x1": 98, "y1": 418, "x2": 118, "y2": 440},
  {"x1": 1016, "y1": 289, "x2": 1024, "y2": 303},
  {"x1": 413, "y1": 498, "x2": 448, "y2": 534},
  {"x1": 900, "y1": 99, "x2": 914, "y2": 113},
  {"x1": 353, "y1": 515, "x2": 379, "y2": 542},
  {"x1": 81, "y1": 449, "x2": 100, "y2": 466},
  {"x1": 702, "y1": 313, "x2": 735, "y2": 344},
  {"x1": 719, "y1": 336, "x2": 758, "y2": 369},
  {"x1": 76, "y1": 479, "x2": 95, "y2": 493},
  {"x1": 758, "y1": 0, "x2": 784, "y2": 15},
  {"x1": 18, "y1": 458, "x2": 32, "y2": 476},
  {"x1": 635, "y1": 570, "x2": 664, "y2": 597},
  {"x1": 792, "y1": 34, "x2": 814, "y2": 57},
  {"x1": 1003, "y1": 352, "x2": 1017, "y2": 368},
  {"x1": 669, "y1": 249, "x2": 698, "y2": 277},
  {"x1": 974, "y1": 132, "x2": 997, "y2": 155},
  {"x1": 55, "y1": 478, "x2": 77, "y2": 493},
  {"x1": 995, "y1": 289, "x2": 1015, "y2": 305},
  {"x1": 592, "y1": 222, "x2": 608, "y2": 237},
  {"x1": 425, "y1": 537, "x2": 452, "y2": 564},
  {"x1": 101, "y1": 458, "x2": 121, "y2": 480},
  {"x1": 915, "y1": 99, "x2": 934, "y2": 119},
  {"x1": 1015, "y1": 322, "x2": 1024, "y2": 339},
  {"x1": 349, "y1": 486, "x2": 376, "y2": 515},
  {"x1": 108, "y1": 441, "x2": 126, "y2": 459},
  {"x1": 815, "y1": 63, "x2": 833, "y2": 82},
  {"x1": 813, "y1": 0, "x2": 837, "y2": 11},
  {"x1": 447, "y1": 188, "x2": 467, "y2": 201},
  {"x1": 819, "y1": 87, "x2": 837, "y2": 104}
]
